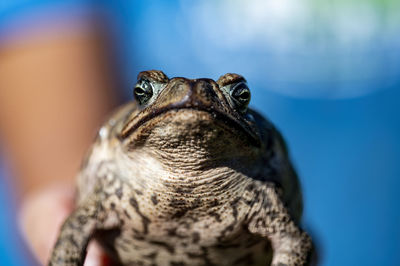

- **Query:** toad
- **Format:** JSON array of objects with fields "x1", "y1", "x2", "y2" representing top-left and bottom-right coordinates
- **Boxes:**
[{"x1": 49, "y1": 70, "x2": 312, "y2": 266}]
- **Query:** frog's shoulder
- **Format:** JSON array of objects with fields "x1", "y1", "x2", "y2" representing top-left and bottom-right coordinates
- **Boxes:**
[
  {"x1": 76, "y1": 101, "x2": 138, "y2": 203},
  {"x1": 247, "y1": 108, "x2": 303, "y2": 222},
  {"x1": 100, "y1": 101, "x2": 139, "y2": 140},
  {"x1": 80, "y1": 101, "x2": 138, "y2": 171}
]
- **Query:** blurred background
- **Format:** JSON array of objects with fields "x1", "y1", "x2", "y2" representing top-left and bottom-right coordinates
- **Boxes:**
[{"x1": 0, "y1": 0, "x2": 399, "y2": 265}]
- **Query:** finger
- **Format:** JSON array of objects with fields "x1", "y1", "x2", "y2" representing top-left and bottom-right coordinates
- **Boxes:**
[
  {"x1": 85, "y1": 241, "x2": 111, "y2": 266},
  {"x1": 19, "y1": 184, "x2": 75, "y2": 265}
]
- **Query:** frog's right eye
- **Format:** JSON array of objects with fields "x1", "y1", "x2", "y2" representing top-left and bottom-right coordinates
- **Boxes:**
[
  {"x1": 229, "y1": 82, "x2": 251, "y2": 113},
  {"x1": 134, "y1": 79, "x2": 153, "y2": 105}
]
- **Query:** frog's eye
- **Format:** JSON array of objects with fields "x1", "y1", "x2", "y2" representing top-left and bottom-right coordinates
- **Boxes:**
[
  {"x1": 134, "y1": 79, "x2": 153, "y2": 105},
  {"x1": 230, "y1": 82, "x2": 251, "y2": 112}
]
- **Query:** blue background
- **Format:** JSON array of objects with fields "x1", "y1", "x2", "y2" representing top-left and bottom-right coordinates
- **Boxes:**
[{"x1": 1, "y1": 1, "x2": 400, "y2": 265}]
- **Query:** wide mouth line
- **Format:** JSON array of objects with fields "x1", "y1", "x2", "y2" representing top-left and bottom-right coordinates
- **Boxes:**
[{"x1": 120, "y1": 106, "x2": 260, "y2": 146}]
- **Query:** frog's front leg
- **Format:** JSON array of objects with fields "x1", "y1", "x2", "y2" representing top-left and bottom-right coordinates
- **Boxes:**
[
  {"x1": 48, "y1": 197, "x2": 104, "y2": 266},
  {"x1": 246, "y1": 184, "x2": 312, "y2": 266}
]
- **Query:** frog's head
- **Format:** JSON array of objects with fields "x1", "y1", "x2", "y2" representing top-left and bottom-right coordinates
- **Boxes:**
[
  {"x1": 118, "y1": 70, "x2": 297, "y2": 212},
  {"x1": 119, "y1": 70, "x2": 281, "y2": 164}
]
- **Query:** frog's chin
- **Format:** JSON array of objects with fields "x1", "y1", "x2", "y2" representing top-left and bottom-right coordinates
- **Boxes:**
[{"x1": 126, "y1": 109, "x2": 260, "y2": 153}]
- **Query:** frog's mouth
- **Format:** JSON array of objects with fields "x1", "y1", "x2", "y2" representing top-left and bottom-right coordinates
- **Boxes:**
[{"x1": 120, "y1": 106, "x2": 261, "y2": 147}]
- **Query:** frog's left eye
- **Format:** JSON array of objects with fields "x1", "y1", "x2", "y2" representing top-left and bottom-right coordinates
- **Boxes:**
[
  {"x1": 134, "y1": 79, "x2": 153, "y2": 105},
  {"x1": 230, "y1": 82, "x2": 251, "y2": 112}
]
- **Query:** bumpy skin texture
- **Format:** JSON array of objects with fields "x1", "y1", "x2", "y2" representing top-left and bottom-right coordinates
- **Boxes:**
[{"x1": 49, "y1": 70, "x2": 312, "y2": 266}]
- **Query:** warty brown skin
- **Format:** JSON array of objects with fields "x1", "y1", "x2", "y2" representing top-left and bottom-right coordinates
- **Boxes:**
[{"x1": 49, "y1": 70, "x2": 312, "y2": 266}]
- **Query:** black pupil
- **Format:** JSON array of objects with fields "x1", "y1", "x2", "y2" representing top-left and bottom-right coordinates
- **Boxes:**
[
  {"x1": 233, "y1": 84, "x2": 250, "y2": 102},
  {"x1": 239, "y1": 90, "x2": 250, "y2": 100},
  {"x1": 134, "y1": 80, "x2": 153, "y2": 104},
  {"x1": 134, "y1": 86, "x2": 146, "y2": 95}
]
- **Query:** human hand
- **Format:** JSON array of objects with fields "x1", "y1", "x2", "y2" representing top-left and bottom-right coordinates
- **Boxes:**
[{"x1": 19, "y1": 184, "x2": 111, "y2": 266}]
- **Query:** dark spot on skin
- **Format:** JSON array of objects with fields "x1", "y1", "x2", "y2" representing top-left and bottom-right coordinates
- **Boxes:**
[
  {"x1": 244, "y1": 199, "x2": 253, "y2": 206},
  {"x1": 186, "y1": 252, "x2": 202, "y2": 258},
  {"x1": 246, "y1": 183, "x2": 255, "y2": 191},
  {"x1": 170, "y1": 262, "x2": 186, "y2": 266},
  {"x1": 192, "y1": 198, "x2": 202, "y2": 208},
  {"x1": 144, "y1": 252, "x2": 157, "y2": 259},
  {"x1": 255, "y1": 217, "x2": 266, "y2": 229},
  {"x1": 188, "y1": 216, "x2": 199, "y2": 223},
  {"x1": 262, "y1": 198, "x2": 273, "y2": 210},
  {"x1": 119, "y1": 243, "x2": 130, "y2": 252},
  {"x1": 170, "y1": 197, "x2": 202, "y2": 219},
  {"x1": 129, "y1": 197, "x2": 151, "y2": 234},
  {"x1": 167, "y1": 227, "x2": 177, "y2": 236},
  {"x1": 66, "y1": 220, "x2": 83, "y2": 232},
  {"x1": 121, "y1": 237, "x2": 132, "y2": 245},
  {"x1": 151, "y1": 194, "x2": 158, "y2": 205},
  {"x1": 208, "y1": 211, "x2": 222, "y2": 223},
  {"x1": 174, "y1": 186, "x2": 194, "y2": 194},
  {"x1": 77, "y1": 215, "x2": 87, "y2": 225},
  {"x1": 149, "y1": 240, "x2": 175, "y2": 254},
  {"x1": 187, "y1": 247, "x2": 215, "y2": 266},
  {"x1": 171, "y1": 209, "x2": 188, "y2": 219},
  {"x1": 181, "y1": 221, "x2": 191, "y2": 229},
  {"x1": 192, "y1": 232, "x2": 200, "y2": 243},
  {"x1": 128, "y1": 260, "x2": 145, "y2": 266},
  {"x1": 55, "y1": 257, "x2": 80, "y2": 264},
  {"x1": 268, "y1": 210, "x2": 279, "y2": 221},
  {"x1": 209, "y1": 198, "x2": 219, "y2": 207},
  {"x1": 133, "y1": 235, "x2": 145, "y2": 241},
  {"x1": 194, "y1": 131, "x2": 203, "y2": 139},
  {"x1": 132, "y1": 228, "x2": 143, "y2": 236},
  {"x1": 166, "y1": 227, "x2": 186, "y2": 239},
  {"x1": 217, "y1": 223, "x2": 235, "y2": 242},
  {"x1": 230, "y1": 197, "x2": 241, "y2": 221},
  {"x1": 98, "y1": 203, "x2": 105, "y2": 213},
  {"x1": 134, "y1": 189, "x2": 143, "y2": 195},
  {"x1": 123, "y1": 210, "x2": 131, "y2": 219},
  {"x1": 116, "y1": 187, "x2": 123, "y2": 199},
  {"x1": 169, "y1": 198, "x2": 187, "y2": 208},
  {"x1": 67, "y1": 234, "x2": 78, "y2": 248}
]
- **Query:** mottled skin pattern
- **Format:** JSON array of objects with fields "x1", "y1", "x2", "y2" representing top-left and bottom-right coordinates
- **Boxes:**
[{"x1": 49, "y1": 70, "x2": 312, "y2": 266}]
